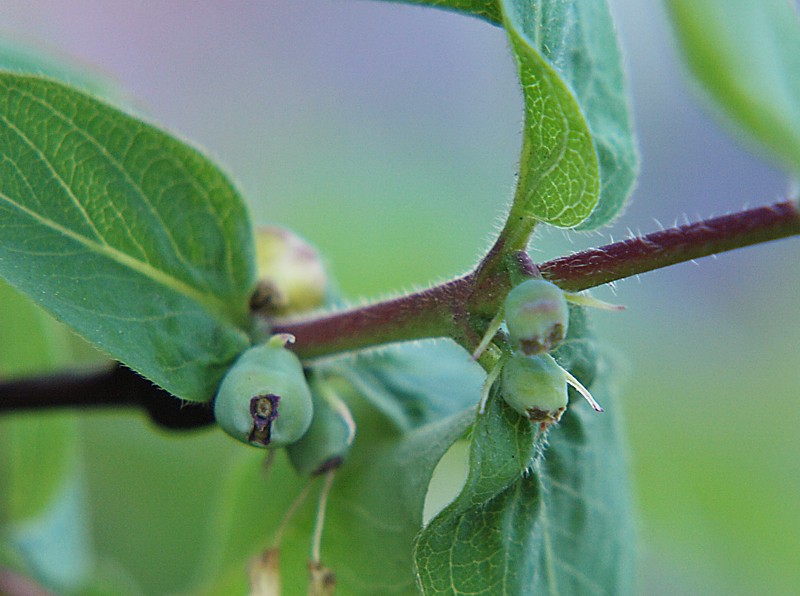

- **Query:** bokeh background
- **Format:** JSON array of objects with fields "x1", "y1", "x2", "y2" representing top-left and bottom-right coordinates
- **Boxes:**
[{"x1": 0, "y1": 1, "x2": 798, "y2": 594}]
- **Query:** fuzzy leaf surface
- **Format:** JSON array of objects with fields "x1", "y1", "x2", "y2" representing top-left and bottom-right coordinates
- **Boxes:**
[
  {"x1": 667, "y1": 0, "x2": 800, "y2": 173},
  {"x1": 0, "y1": 74, "x2": 255, "y2": 401}
]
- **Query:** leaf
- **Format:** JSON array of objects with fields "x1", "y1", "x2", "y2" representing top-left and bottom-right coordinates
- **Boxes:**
[
  {"x1": 0, "y1": 73, "x2": 256, "y2": 401},
  {"x1": 414, "y1": 314, "x2": 635, "y2": 594},
  {"x1": 500, "y1": 0, "x2": 638, "y2": 229},
  {"x1": 334, "y1": 340, "x2": 484, "y2": 431},
  {"x1": 667, "y1": 0, "x2": 800, "y2": 174},
  {"x1": 379, "y1": 0, "x2": 502, "y2": 25}
]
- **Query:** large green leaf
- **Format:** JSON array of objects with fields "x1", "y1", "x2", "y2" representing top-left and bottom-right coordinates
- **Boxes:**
[
  {"x1": 414, "y1": 375, "x2": 634, "y2": 595},
  {"x1": 414, "y1": 311, "x2": 635, "y2": 595},
  {"x1": 667, "y1": 0, "x2": 800, "y2": 174},
  {"x1": 0, "y1": 73, "x2": 256, "y2": 401},
  {"x1": 501, "y1": 0, "x2": 638, "y2": 229}
]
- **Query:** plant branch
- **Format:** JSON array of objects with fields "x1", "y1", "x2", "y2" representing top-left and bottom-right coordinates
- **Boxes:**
[
  {"x1": 274, "y1": 200, "x2": 800, "y2": 359},
  {"x1": 0, "y1": 364, "x2": 214, "y2": 430},
  {"x1": 538, "y1": 201, "x2": 800, "y2": 291},
  {"x1": 271, "y1": 276, "x2": 474, "y2": 359},
  {"x1": 2, "y1": 201, "x2": 798, "y2": 418}
]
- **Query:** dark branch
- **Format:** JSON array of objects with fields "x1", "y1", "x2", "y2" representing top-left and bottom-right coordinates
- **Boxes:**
[
  {"x1": 539, "y1": 201, "x2": 800, "y2": 291},
  {"x1": 2, "y1": 201, "x2": 798, "y2": 418},
  {"x1": 272, "y1": 276, "x2": 473, "y2": 359},
  {"x1": 275, "y1": 200, "x2": 800, "y2": 359},
  {"x1": 0, "y1": 364, "x2": 214, "y2": 430}
]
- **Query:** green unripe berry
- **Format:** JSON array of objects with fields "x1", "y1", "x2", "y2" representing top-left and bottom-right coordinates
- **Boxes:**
[
  {"x1": 287, "y1": 378, "x2": 355, "y2": 476},
  {"x1": 249, "y1": 226, "x2": 328, "y2": 316},
  {"x1": 501, "y1": 353, "x2": 568, "y2": 430},
  {"x1": 214, "y1": 337, "x2": 313, "y2": 448},
  {"x1": 504, "y1": 279, "x2": 569, "y2": 355}
]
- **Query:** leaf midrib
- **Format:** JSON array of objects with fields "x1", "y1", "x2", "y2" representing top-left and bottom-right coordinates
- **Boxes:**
[
  {"x1": 5, "y1": 81, "x2": 225, "y2": 290},
  {"x1": 0, "y1": 88, "x2": 237, "y2": 323},
  {"x1": 0, "y1": 187, "x2": 232, "y2": 321}
]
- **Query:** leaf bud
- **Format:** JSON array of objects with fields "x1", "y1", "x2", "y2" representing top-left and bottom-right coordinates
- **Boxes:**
[
  {"x1": 501, "y1": 353, "x2": 568, "y2": 430},
  {"x1": 250, "y1": 226, "x2": 328, "y2": 316},
  {"x1": 214, "y1": 336, "x2": 313, "y2": 448},
  {"x1": 504, "y1": 278, "x2": 569, "y2": 355}
]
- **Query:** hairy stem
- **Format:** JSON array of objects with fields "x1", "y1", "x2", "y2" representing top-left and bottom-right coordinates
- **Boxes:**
[
  {"x1": 2, "y1": 200, "x2": 798, "y2": 420},
  {"x1": 539, "y1": 201, "x2": 800, "y2": 291},
  {"x1": 275, "y1": 200, "x2": 800, "y2": 359},
  {"x1": 272, "y1": 276, "x2": 473, "y2": 359}
]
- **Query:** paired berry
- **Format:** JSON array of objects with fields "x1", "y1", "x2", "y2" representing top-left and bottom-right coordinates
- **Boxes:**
[
  {"x1": 214, "y1": 335, "x2": 313, "y2": 448},
  {"x1": 500, "y1": 351, "x2": 603, "y2": 431},
  {"x1": 501, "y1": 353, "x2": 568, "y2": 430},
  {"x1": 504, "y1": 278, "x2": 569, "y2": 355},
  {"x1": 287, "y1": 377, "x2": 355, "y2": 476}
]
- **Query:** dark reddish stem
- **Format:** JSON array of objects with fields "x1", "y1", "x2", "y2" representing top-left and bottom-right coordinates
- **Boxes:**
[
  {"x1": 272, "y1": 276, "x2": 474, "y2": 359},
  {"x1": 275, "y1": 200, "x2": 800, "y2": 359},
  {"x1": 539, "y1": 201, "x2": 800, "y2": 291},
  {"x1": 2, "y1": 200, "x2": 799, "y2": 421}
]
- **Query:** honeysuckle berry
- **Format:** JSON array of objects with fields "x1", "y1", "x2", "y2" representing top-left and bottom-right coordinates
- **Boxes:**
[
  {"x1": 249, "y1": 226, "x2": 328, "y2": 316},
  {"x1": 214, "y1": 335, "x2": 313, "y2": 448},
  {"x1": 287, "y1": 378, "x2": 355, "y2": 476},
  {"x1": 504, "y1": 278, "x2": 569, "y2": 355},
  {"x1": 501, "y1": 353, "x2": 568, "y2": 430}
]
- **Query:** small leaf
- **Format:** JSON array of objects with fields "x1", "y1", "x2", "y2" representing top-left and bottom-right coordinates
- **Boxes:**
[
  {"x1": 0, "y1": 74, "x2": 256, "y2": 401},
  {"x1": 414, "y1": 314, "x2": 635, "y2": 594},
  {"x1": 500, "y1": 0, "x2": 638, "y2": 229},
  {"x1": 667, "y1": 0, "x2": 800, "y2": 174}
]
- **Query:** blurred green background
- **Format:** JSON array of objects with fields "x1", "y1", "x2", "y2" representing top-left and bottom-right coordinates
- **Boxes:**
[{"x1": 0, "y1": 1, "x2": 798, "y2": 594}]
